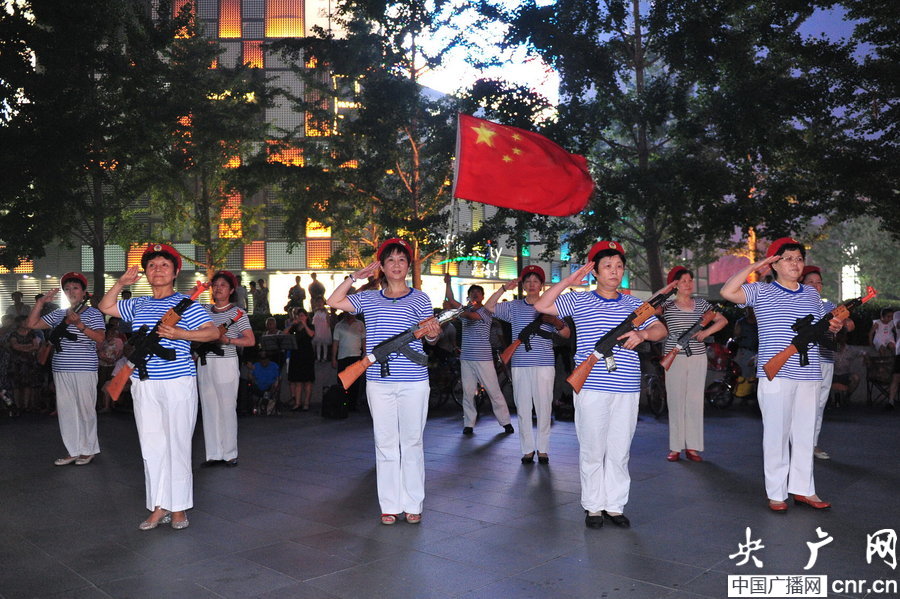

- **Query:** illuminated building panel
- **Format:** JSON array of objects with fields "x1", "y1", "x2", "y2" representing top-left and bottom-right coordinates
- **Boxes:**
[
  {"x1": 219, "y1": 0, "x2": 241, "y2": 37},
  {"x1": 267, "y1": 142, "x2": 303, "y2": 166},
  {"x1": 126, "y1": 244, "x2": 145, "y2": 268},
  {"x1": 244, "y1": 0, "x2": 264, "y2": 19},
  {"x1": 306, "y1": 220, "x2": 331, "y2": 238},
  {"x1": 243, "y1": 241, "x2": 266, "y2": 270},
  {"x1": 0, "y1": 252, "x2": 33, "y2": 274},
  {"x1": 243, "y1": 40, "x2": 264, "y2": 68},
  {"x1": 499, "y1": 256, "x2": 517, "y2": 279},
  {"x1": 266, "y1": 0, "x2": 304, "y2": 37},
  {"x1": 219, "y1": 192, "x2": 243, "y2": 239},
  {"x1": 267, "y1": 241, "x2": 305, "y2": 269},
  {"x1": 306, "y1": 239, "x2": 330, "y2": 269},
  {"x1": 80, "y1": 245, "x2": 126, "y2": 272}
]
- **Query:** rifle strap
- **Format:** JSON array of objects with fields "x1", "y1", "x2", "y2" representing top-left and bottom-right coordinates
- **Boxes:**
[{"x1": 398, "y1": 344, "x2": 428, "y2": 366}]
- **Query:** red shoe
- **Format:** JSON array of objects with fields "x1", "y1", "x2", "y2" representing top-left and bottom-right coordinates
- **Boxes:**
[
  {"x1": 793, "y1": 495, "x2": 831, "y2": 509},
  {"x1": 666, "y1": 451, "x2": 680, "y2": 462},
  {"x1": 768, "y1": 500, "x2": 788, "y2": 512},
  {"x1": 685, "y1": 450, "x2": 703, "y2": 462}
]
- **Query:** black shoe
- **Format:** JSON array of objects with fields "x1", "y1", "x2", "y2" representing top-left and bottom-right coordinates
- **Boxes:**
[
  {"x1": 503, "y1": 424, "x2": 514, "y2": 434},
  {"x1": 225, "y1": 458, "x2": 238, "y2": 468},
  {"x1": 538, "y1": 454, "x2": 549, "y2": 465},
  {"x1": 521, "y1": 453, "x2": 535, "y2": 464},
  {"x1": 602, "y1": 511, "x2": 630, "y2": 528},
  {"x1": 462, "y1": 427, "x2": 474, "y2": 435},
  {"x1": 200, "y1": 460, "x2": 223, "y2": 468},
  {"x1": 585, "y1": 512, "x2": 604, "y2": 529}
]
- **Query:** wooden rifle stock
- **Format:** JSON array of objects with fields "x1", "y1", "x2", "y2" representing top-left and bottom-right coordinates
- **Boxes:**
[
  {"x1": 499, "y1": 340, "x2": 521, "y2": 365},
  {"x1": 566, "y1": 352, "x2": 600, "y2": 393},
  {"x1": 338, "y1": 357, "x2": 373, "y2": 390},
  {"x1": 661, "y1": 310, "x2": 717, "y2": 372},
  {"x1": 108, "y1": 282, "x2": 209, "y2": 402},
  {"x1": 762, "y1": 347, "x2": 795, "y2": 381},
  {"x1": 659, "y1": 347, "x2": 679, "y2": 371}
]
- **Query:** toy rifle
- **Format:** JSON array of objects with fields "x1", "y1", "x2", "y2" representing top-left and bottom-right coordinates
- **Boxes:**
[
  {"x1": 762, "y1": 286, "x2": 877, "y2": 381},
  {"x1": 499, "y1": 314, "x2": 555, "y2": 365},
  {"x1": 107, "y1": 282, "x2": 210, "y2": 402},
  {"x1": 193, "y1": 309, "x2": 245, "y2": 366},
  {"x1": 338, "y1": 303, "x2": 471, "y2": 390},
  {"x1": 566, "y1": 285, "x2": 676, "y2": 393},
  {"x1": 659, "y1": 308, "x2": 718, "y2": 371},
  {"x1": 37, "y1": 295, "x2": 91, "y2": 366}
]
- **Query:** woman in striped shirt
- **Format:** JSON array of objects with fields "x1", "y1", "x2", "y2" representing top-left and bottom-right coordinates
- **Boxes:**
[
  {"x1": 721, "y1": 238, "x2": 842, "y2": 512},
  {"x1": 27, "y1": 272, "x2": 106, "y2": 466},
  {"x1": 327, "y1": 238, "x2": 441, "y2": 526},
  {"x1": 660, "y1": 266, "x2": 728, "y2": 463},
  {"x1": 99, "y1": 244, "x2": 218, "y2": 530}
]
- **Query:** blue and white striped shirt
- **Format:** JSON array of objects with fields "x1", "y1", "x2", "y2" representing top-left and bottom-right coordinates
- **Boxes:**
[
  {"x1": 460, "y1": 306, "x2": 494, "y2": 362},
  {"x1": 118, "y1": 294, "x2": 212, "y2": 380},
  {"x1": 348, "y1": 289, "x2": 433, "y2": 383},
  {"x1": 661, "y1": 298, "x2": 713, "y2": 356},
  {"x1": 493, "y1": 299, "x2": 556, "y2": 367},
  {"x1": 201, "y1": 304, "x2": 251, "y2": 360},
  {"x1": 42, "y1": 307, "x2": 105, "y2": 373},
  {"x1": 740, "y1": 282, "x2": 825, "y2": 381},
  {"x1": 555, "y1": 291, "x2": 657, "y2": 392}
]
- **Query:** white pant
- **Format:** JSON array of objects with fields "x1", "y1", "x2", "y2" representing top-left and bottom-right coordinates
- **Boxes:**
[
  {"x1": 367, "y1": 380, "x2": 429, "y2": 514},
  {"x1": 54, "y1": 371, "x2": 99, "y2": 457},
  {"x1": 511, "y1": 366, "x2": 554, "y2": 454},
  {"x1": 198, "y1": 356, "x2": 239, "y2": 461},
  {"x1": 461, "y1": 359, "x2": 510, "y2": 428},
  {"x1": 757, "y1": 377, "x2": 818, "y2": 501},
  {"x1": 814, "y1": 363, "x2": 834, "y2": 447},
  {"x1": 132, "y1": 376, "x2": 198, "y2": 512},
  {"x1": 574, "y1": 390, "x2": 639, "y2": 514},
  {"x1": 664, "y1": 352, "x2": 706, "y2": 452}
]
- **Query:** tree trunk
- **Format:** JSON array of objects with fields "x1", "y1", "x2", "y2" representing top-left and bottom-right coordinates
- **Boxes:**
[
  {"x1": 91, "y1": 175, "x2": 106, "y2": 302},
  {"x1": 642, "y1": 218, "x2": 665, "y2": 291}
]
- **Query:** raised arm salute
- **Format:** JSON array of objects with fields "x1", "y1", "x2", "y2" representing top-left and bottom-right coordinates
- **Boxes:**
[
  {"x1": 720, "y1": 237, "x2": 841, "y2": 513},
  {"x1": 99, "y1": 244, "x2": 216, "y2": 531},
  {"x1": 534, "y1": 241, "x2": 667, "y2": 531}
]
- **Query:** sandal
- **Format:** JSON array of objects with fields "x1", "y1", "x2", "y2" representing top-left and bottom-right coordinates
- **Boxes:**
[
  {"x1": 380, "y1": 513, "x2": 398, "y2": 525},
  {"x1": 405, "y1": 513, "x2": 422, "y2": 524}
]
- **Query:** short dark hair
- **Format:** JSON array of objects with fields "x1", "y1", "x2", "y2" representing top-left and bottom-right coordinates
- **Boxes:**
[
  {"x1": 378, "y1": 242, "x2": 411, "y2": 265},
  {"x1": 771, "y1": 243, "x2": 805, "y2": 280},
  {"x1": 141, "y1": 250, "x2": 179, "y2": 272},
  {"x1": 468, "y1": 285, "x2": 485, "y2": 296},
  {"x1": 673, "y1": 268, "x2": 693, "y2": 282},
  {"x1": 592, "y1": 249, "x2": 627, "y2": 269},
  {"x1": 60, "y1": 275, "x2": 86, "y2": 290}
]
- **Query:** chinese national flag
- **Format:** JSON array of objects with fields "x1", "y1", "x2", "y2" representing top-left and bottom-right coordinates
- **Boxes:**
[{"x1": 452, "y1": 113, "x2": 594, "y2": 217}]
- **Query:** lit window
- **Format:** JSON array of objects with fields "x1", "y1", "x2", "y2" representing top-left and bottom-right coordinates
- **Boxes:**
[
  {"x1": 266, "y1": 0, "x2": 303, "y2": 37},
  {"x1": 243, "y1": 241, "x2": 266, "y2": 270},
  {"x1": 126, "y1": 244, "x2": 145, "y2": 268},
  {"x1": 243, "y1": 40, "x2": 264, "y2": 68},
  {"x1": 339, "y1": 159, "x2": 358, "y2": 169},
  {"x1": 219, "y1": 192, "x2": 243, "y2": 239},
  {"x1": 306, "y1": 239, "x2": 331, "y2": 268},
  {"x1": 306, "y1": 220, "x2": 331, "y2": 238},
  {"x1": 219, "y1": 0, "x2": 241, "y2": 37},
  {"x1": 0, "y1": 250, "x2": 33, "y2": 274},
  {"x1": 267, "y1": 142, "x2": 304, "y2": 166},
  {"x1": 225, "y1": 155, "x2": 241, "y2": 168}
]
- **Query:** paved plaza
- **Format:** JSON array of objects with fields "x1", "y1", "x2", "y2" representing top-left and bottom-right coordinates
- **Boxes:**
[{"x1": 1, "y1": 366, "x2": 898, "y2": 599}]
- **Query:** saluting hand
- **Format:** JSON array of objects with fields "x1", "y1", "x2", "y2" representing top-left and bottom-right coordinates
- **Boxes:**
[
  {"x1": 564, "y1": 263, "x2": 594, "y2": 287},
  {"x1": 41, "y1": 288, "x2": 59, "y2": 304},
  {"x1": 354, "y1": 261, "x2": 379, "y2": 282},
  {"x1": 503, "y1": 278, "x2": 518, "y2": 291},
  {"x1": 118, "y1": 265, "x2": 143, "y2": 287}
]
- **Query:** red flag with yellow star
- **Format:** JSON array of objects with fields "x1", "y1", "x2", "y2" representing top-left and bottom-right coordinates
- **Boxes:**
[{"x1": 452, "y1": 113, "x2": 594, "y2": 217}]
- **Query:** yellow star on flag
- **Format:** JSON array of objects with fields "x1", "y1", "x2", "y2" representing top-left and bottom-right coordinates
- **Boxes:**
[
  {"x1": 471, "y1": 123, "x2": 498, "y2": 146},
  {"x1": 512, "y1": 148, "x2": 523, "y2": 155},
  {"x1": 502, "y1": 155, "x2": 513, "y2": 163},
  {"x1": 511, "y1": 133, "x2": 523, "y2": 142}
]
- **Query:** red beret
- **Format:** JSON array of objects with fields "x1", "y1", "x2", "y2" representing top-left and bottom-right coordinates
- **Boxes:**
[
  {"x1": 666, "y1": 266, "x2": 689, "y2": 284},
  {"x1": 801, "y1": 265, "x2": 821, "y2": 280},
  {"x1": 376, "y1": 238, "x2": 412, "y2": 261},
  {"x1": 588, "y1": 240, "x2": 625, "y2": 263},
  {"x1": 141, "y1": 243, "x2": 182, "y2": 272},
  {"x1": 520, "y1": 265, "x2": 545, "y2": 283},
  {"x1": 212, "y1": 270, "x2": 238, "y2": 290},
  {"x1": 766, "y1": 237, "x2": 800, "y2": 258},
  {"x1": 60, "y1": 272, "x2": 88, "y2": 289}
]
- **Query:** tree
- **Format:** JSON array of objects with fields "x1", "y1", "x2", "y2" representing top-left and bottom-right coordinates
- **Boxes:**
[
  {"x1": 146, "y1": 2, "x2": 273, "y2": 278},
  {"x1": 0, "y1": 0, "x2": 177, "y2": 292},
  {"x1": 496, "y1": 0, "x2": 859, "y2": 290},
  {"x1": 270, "y1": 0, "x2": 495, "y2": 289}
]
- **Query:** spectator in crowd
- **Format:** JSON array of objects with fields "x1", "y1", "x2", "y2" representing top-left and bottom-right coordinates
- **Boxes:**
[
  {"x1": 869, "y1": 307, "x2": 896, "y2": 356},
  {"x1": 36, "y1": 293, "x2": 59, "y2": 317},
  {"x1": 118, "y1": 290, "x2": 133, "y2": 338},
  {"x1": 733, "y1": 307, "x2": 759, "y2": 380},
  {"x1": 287, "y1": 275, "x2": 306, "y2": 311},
  {"x1": 6, "y1": 291, "x2": 31, "y2": 317},
  {"x1": 96, "y1": 320, "x2": 125, "y2": 413},
  {"x1": 332, "y1": 311, "x2": 366, "y2": 410},
  {"x1": 308, "y1": 272, "x2": 326, "y2": 307},
  {"x1": 832, "y1": 331, "x2": 863, "y2": 398},
  {"x1": 250, "y1": 351, "x2": 281, "y2": 415},
  {"x1": 284, "y1": 308, "x2": 315, "y2": 411},
  {"x1": 311, "y1": 298, "x2": 332, "y2": 362},
  {"x1": 0, "y1": 315, "x2": 14, "y2": 400},
  {"x1": 9, "y1": 315, "x2": 42, "y2": 412},
  {"x1": 233, "y1": 275, "x2": 249, "y2": 311}
]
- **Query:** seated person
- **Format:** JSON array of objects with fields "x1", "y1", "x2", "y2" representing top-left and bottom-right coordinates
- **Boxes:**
[{"x1": 250, "y1": 352, "x2": 281, "y2": 414}]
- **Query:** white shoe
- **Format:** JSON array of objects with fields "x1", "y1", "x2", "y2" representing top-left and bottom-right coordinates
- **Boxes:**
[
  {"x1": 813, "y1": 448, "x2": 830, "y2": 460},
  {"x1": 74, "y1": 455, "x2": 94, "y2": 465}
]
